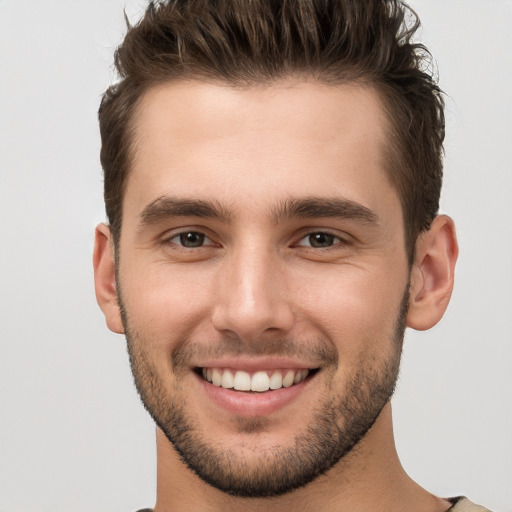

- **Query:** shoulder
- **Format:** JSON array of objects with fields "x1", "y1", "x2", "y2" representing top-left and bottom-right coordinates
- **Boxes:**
[{"x1": 448, "y1": 497, "x2": 494, "y2": 512}]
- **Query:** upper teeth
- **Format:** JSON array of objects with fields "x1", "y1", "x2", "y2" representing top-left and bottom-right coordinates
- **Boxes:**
[{"x1": 202, "y1": 368, "x2": 310, "y2": 392}]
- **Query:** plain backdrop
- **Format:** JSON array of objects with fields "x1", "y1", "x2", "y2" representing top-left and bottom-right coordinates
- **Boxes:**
[{"x1": 0, "y1": 1, "x2": 511, "y2": 511}]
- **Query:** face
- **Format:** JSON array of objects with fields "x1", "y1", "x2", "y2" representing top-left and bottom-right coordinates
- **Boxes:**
[{"x1": 115, "y1": 80, "x2": 411, "y2": 496}]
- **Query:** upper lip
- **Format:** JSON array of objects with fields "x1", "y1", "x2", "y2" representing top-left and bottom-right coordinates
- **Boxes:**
[{"x1": 193, "y1": 357, "x2": 318, "y2": 372}]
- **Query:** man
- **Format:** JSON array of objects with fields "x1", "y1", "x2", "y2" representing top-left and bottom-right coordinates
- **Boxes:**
[{"x1": 93, "y1": 1, "x2": 490, "y2": 510}]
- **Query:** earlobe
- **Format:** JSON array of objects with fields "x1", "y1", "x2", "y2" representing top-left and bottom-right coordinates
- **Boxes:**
[
  {"x1": 93, "y1": 223, "x2": 124, "y2": 334},
  {"x1": 406, "y1": 215, "x2": 459, "y2": 331}
]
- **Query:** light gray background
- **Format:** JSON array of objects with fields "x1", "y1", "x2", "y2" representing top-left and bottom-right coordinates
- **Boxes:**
[{"x1": 1, "y1": 1, "x2": 511, "y2": 510}]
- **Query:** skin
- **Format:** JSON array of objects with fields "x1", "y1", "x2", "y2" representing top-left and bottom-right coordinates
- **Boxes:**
[{"x1": 94, "y1": 80, "x2": 458, "y2": 511}]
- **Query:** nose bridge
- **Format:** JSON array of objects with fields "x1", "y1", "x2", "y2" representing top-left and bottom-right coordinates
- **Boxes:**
[{"x1": 211, "y1": 237, "x2": 293, "y2": 339}]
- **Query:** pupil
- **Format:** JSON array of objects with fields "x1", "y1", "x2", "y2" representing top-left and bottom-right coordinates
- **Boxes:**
[
  {"x1": 310, "y1": 233, "x2": 334, "y2": 247},
  {"x1": 181, "y1": 232, "x2": 204, "y2": 247}
]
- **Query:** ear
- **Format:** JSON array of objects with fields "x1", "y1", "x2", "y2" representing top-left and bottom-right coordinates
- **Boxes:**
[
  {"x1": 93, "y1": 223, "x2": 124, "y2": 334},
  {"x1": 406, "y1": 215, "x2": 459, "y2": 331}
]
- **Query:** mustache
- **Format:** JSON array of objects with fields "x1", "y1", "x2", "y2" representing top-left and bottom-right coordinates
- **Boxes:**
[{"x1": 171, "y1": 337, "x2": 338, "y2": 370}]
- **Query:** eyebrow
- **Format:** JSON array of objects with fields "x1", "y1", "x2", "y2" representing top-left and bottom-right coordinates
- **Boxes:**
[
  {"x1": 272, "y1": 197, "x2": 379, "y2": 225},
  {"x1": 139, "y1": 196, "x2": 233, "y2": 226},
  {"x1": 138, "y1": 195, "x2": 379, "y2": 227}
]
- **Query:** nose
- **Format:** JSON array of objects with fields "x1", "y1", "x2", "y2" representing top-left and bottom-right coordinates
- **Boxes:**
[{"x1": 211, "y1": 244, "x2": 294, "y2": 342}]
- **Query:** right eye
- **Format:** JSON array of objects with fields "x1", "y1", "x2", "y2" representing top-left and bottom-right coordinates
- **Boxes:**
[{"x1": 168, "y1": 231, "x2": 213, "y2": 248}]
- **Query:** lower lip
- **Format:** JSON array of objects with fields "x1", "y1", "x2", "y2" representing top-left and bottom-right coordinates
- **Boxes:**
[{"x1": 196, "y1": 373, "x2": 313, "y2": 417}]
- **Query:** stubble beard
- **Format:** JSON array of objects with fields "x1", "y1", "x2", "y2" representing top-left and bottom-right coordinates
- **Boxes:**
[{"x1": 119, "y1": 288, "x2": 408, "y2": 498}]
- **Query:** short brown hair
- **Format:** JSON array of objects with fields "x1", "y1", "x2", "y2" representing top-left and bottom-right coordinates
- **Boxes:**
[{"x1": 99, "y1": 0, "x2": 445, "y2": 262}]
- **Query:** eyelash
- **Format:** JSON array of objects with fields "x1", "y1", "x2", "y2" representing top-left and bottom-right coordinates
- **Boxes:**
[
  {"x1": 295, "y1": 231, "x2": 347, "y2": 249},
  {"x1": 165, "y1": 231, "x2": 216, "y2": 249},
  {"x1": 162, "y1": 229, "x2": 348, "y2": 250}
]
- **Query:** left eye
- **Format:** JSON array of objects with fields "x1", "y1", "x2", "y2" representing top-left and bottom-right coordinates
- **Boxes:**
[
  {"x1": 297, "y1": 232, "x2": 341, "y2": 248},
  {"x1": 169, "y1": 231, "x2": 212, "y2": 248}
]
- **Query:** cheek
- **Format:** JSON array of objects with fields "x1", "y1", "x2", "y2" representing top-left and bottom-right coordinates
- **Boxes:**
[
  {"x1": 290, "y1": 264, "x2": 407, "y2": 350},
  {"x1": 119, "y1": 262, "x2": 216, "y2": 350}
]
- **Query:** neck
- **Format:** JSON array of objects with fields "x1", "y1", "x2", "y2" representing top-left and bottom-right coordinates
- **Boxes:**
[{"x1": 153, "y1": 404, "x2": 450, "y2": 512}]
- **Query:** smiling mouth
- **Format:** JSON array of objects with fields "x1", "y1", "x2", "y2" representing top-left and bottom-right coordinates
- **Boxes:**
[{"x1": 197, "y1": 367, "x2": 318, "y2": 392}]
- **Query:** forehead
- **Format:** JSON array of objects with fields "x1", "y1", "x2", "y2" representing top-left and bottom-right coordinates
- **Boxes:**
[{"x1": 126, "y1": 80, "x2": 397, "y2": 220}]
